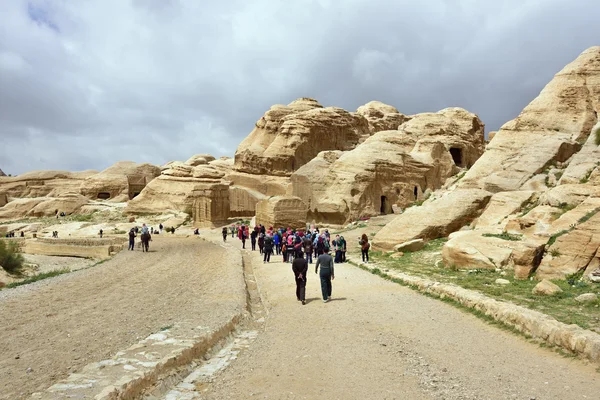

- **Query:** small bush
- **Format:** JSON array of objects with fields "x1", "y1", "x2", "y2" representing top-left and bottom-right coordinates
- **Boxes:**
[
  {"x1": 0, "y1": 240, "x2": 24, "y2": 273},
  {"x1": 548, "y1": 230, "x2": 569, "y2": 246},
  {"x1": 6, "y1": 269, "x2": 70, "y2": 288},
  {"x1": 594, "y1": 127, "x2": 600, "y2": 146},
  {"x1": 70, "y1": 214, "x2": 94, "y2": 222},
  {"x1": 482, "y1": 232, "x2": 523, "y2": 241},
  {"x1": 550, "y1": 249, "x2": 561, "y2": 257},
  {"x1": 129, "y1": 216, "x2": 136, "y2": 223}
]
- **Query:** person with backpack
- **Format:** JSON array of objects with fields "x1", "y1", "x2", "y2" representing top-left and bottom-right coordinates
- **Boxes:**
[
  {"x1": 239, "y1": 224, "x2": 247, "y2": 249},
  {"x1": 359, "y1": 233, "x2": 370, "y2": 263},
  {"x1": 250, "y1": 229, "x2": 257, "y2": 251},
  {"x1": 128, "y1": 228, "x2": 136, "y2": 251},
  {"x1": 292, "y1": 251, "x2": 308, "y2": 305},
  {"x1": 263, "y1": 234, "x2": 274, "y2": 263},
  {"x1": 258, "y1": 232, "x2": 265, "y2": 254},
  {"x1": 340, "y1": 236, "x2": 347, "y2": 262},
  {"x1": 273, "y1": 231, "x2": 281, "y2": 255},
  {"x1": 303, "y1": 234, "x2": 313, "y2": 264}
]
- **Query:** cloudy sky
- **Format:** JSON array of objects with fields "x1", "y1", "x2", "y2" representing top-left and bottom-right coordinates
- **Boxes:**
[{"x1": 0, "y1": 0, "x2": 598, "y2": 175}]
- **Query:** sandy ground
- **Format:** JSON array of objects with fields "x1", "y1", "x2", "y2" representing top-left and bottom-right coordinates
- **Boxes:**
[
  {"x1": 22, "y1": 254, "x2": 96, "y2": 274},
  {"x1": 201, "y1": 234, "x2": 600, "y2": 400},
  {"x1": 0, "y1": 236, "x2": 244, "y2": 400}
]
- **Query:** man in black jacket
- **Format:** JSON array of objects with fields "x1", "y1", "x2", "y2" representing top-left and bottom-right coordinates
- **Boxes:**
[
  {"x1": 292, "y1": 251, "x2": 308, "y2": 305},
  {"x1": 263, "y1": 234, "x2": 274, "y2": 263}
]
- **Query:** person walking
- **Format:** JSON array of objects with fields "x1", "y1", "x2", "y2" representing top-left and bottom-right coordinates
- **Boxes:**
[
  {"x1": 315, "y1": 247, "x2": 335, "y2": 302},
  {"x1": 258, "y1": 233, "x2": 265, "y2": 254},
  {"x1": 222, "y1": 226, "x2": 228, "y2": 242},
  {"x1": 292, "y1": 251, "x2": 308, "y2": 305},
  {"x1": 359, "y1": 233, "x2": 370, "y2": 263},
  {"x1": 251, "y1": 229, "x2": 258, "y2": 251},
  {"x1": 239, "y1": 224, "x2": 247, "y2": 249},
  {"x1": 128, "y1": 228, "x2": 136, "y2": 251},
  {"x1": 263, "y1": 234, "x2": 274, "y2": 263},
  {"x1": 159, "y1": 223, "x2": 163, "y2": 233},
  {"x1": 333, "y1": 234, "x2": 342, "y2": 263},
  {"x1": 340, "y1": 236, "x2": 347, "y2": 262},
  {"x1": 99, "y1": 229, "x2": 103, "y2": 238},
  {"x1": 303, "y1": 234, "x2": 313, "y2": 264}
]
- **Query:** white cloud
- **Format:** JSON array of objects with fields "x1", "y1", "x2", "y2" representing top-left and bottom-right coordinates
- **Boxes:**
[{"x1": 0, "y1": 0, "x2": 598, "y2": 175}]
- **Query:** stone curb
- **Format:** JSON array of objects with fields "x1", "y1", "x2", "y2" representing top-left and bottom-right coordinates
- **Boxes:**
[
  {"x1": 349, "y1": 260, "x2": 600, "y2": 366},
  {"x1": 31, "y1": 242, "x2": 249, "y2": 399}
]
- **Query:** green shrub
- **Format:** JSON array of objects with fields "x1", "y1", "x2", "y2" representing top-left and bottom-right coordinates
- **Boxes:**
[
  {"x1": 6, "y1": 269, "x2": 70, "y2": 288},
  {"x1": 595, "y1": 127, "x2": 600, "y2": 146},
  {"x1": 70, "y1": 214, "x2": 94, "y2": 222},
  {"x1": 0, "y1": 240, "x2": 25, "y2": 273},
  {"x1": 482, "y1": 232, "x2": 523, "y2": 241}
]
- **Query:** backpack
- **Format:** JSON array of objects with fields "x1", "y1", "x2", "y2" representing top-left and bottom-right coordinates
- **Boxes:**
[{"x1": 129, "y1": 231, "x2": 135, "y2": 239}]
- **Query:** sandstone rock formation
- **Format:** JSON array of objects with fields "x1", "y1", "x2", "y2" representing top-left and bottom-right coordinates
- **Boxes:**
[
  {"x1": 355, "y1": 101, "x2": 408, "y2": 134},
  {"x1": 0, "y1": 193, "x2": 89, "y2": 220},
  {"x1": 234, "y1": 98, "x2": 370, "y2": 176},
  {"x1": 0, "y1": 169, "x2": 5, "y2": 177},
  {"x1": 461, "y1": 46, "x2": 599, "y2": 193},
  {"x1": 0, "y1": 170, "x2": 97, "y2": 199},
  {"x1": 289, "y1": 108, "x2": 485, "y2": 225},
  {"x1": 532, "y1": 279, "x2": 563, "y2": 296},
  {"x1": 80, "y1": 161, "x2": 161, "y2": 202},
  {"x1": 255, "y1": 196, "x2": 308, "y2": 230},
  {"x1": 374, "y1": 46, "x2": 600, "y2": 283},
  {"x1": 125, "y1": 157, "x2": 234, "y2": 225}
]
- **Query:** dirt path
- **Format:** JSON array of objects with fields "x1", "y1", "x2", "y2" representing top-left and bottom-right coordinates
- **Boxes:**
[
  {"x1": 0, "y1": 237, "x2": 245, "y2": 400},
  {"x1": 202, "y1": 237, "x2": 600, "y2": 400}
]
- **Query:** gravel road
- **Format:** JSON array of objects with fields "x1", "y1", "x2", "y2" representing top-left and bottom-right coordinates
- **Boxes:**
[
  {"x1": 202, "y1": 239, "x2": 600, "y2": 400},
  {"x1": 0, "y1": 236, "x2": 244, "y2": 400}
]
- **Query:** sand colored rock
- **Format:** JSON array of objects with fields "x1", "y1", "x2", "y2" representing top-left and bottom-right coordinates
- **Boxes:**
[
  {"x1": 536, "y1": 211, "x2": 600, "y2": 280},
  {"x1": 474, "y1": 191, "x2": 537, "y2": 228},
  {"x1": 394, "y1": 239, "x2": 425, "y2": 253},
  {"x1": 460, "y1": 47, "x2": 599, "y2": 193},
  {"x1": 80, "y1": 161, "x2": 161, "y2": 201},
  {"x1": 255, "y1": 196, "x2": 308, "y2": 229},
  {"x1": 560, "y1": 123, "x2": 600, "y2": 185},
  {"x1": 575, "y1": 293, "x2": 598, "y2": 303},
  {"x1": 442, "y1": 230, "x2": 545, "y2": 278},
  {"x1": 126, "y1": 158, "x2": 233, "y2": 215},
  {"x1": 0, "y1": 169, "x2": 5, "y2": 177},
  {"x1": 355, "y1": 101, "x2": 408, "y2": 134},
  {"x1": 289, "y1": 108, "x2": 484, "y2": 225},
  {"x1": 226, "y1": 171, "x2": 289, "y2": 217},
  {"x1": 192, "y1": 183, "x2": 230, "y2": 227},
  {"x1": 234, "y1": 98, "x2": 370, "y2": 176},
  {"x1": 0, "y1": 192, "x2": 90, "y2": 220},
  {"x1": 0, "y1": 170, "x2": 97, "y2": 199},
  {"x1": 399, "y1": 108, "x2": 485, "y2": 169},
  {"x1": 538, "y1": 184, "x2": 600, "y2": 208},
  {"x1": 0, "y1": 192, "x2": 7, "y2": 207},
  {"x1": 185, "y1": 154, "x2": 216, "y2": 167},
  {"x1": 373, "y1": 189, "x2": 492, "y2": 250},
  {"x1": 532, "y1": 279, "x2": 563, "y2": 296}
]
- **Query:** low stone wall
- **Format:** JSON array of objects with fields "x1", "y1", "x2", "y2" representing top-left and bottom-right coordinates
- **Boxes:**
[
  {"x1": 352, "y1": 261, "x2": 600, "y2": 366},
  {"x1": 23, "y1": 238, "x2": 125, "y2": 259}
]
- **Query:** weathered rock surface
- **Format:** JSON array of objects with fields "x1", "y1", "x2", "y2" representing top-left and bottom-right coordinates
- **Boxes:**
[
  {"x1": 575, "y1": 293, "x2": 598, "y2": 303},
  {"x1": 442, "y1": 230, "x2": 545, "y2": 278},
  {"x1": 234, "y1": 98, "x2": 370, "y2": 176},
  {"x1": 255, "y1": 196, "x2": 308, "y2": 229},
  {"x1": 355, "y1": 101, "x2": 408, "y2": 134},
  {"x1": 0, "y1": 170, "x2": 97, "y2": 199},
  {"x1": 0, "y1": 193, "x2": 89, "y2": 220},
  {"x1": 560, "y1": 123, "x2": 600, "y2": 185},
  {"x1": 474, "y1": 191, "x2": 536, "y2": 228},
  {"x1": 374, "y1": 189, "x2": 492, "y2": 250},
  {"x1": 289, "y1": 108, "x2": 484, "y2": 225},
  {"x1": 461, "y1": 46, "x2": 599, "y2": 193},
  {"x1": 532, "y1": 279, "x2": 563, "y2": 296},
  {"x1": 185, "y1": 154, "x2": 216, "y2": 167},
  {"x1": 536, "y1": 211, "x2": 600, "y2": 280},
  {"x1": 394, "y1": 239, "x2": 425, "y2": 253},
  {"x1": 0, "y1": 168, "x2": 5, "y2": 177},
  {"x1": 80, "y1": 161, "x2": 161, "y2": 202},
  {"x1": 125, "y1": 158, "x2": 233, "y2": 215}
]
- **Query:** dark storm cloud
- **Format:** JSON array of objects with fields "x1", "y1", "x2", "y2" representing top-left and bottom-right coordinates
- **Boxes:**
[{"x1": 0, "y1": 0, "x2": 598, "y2": 175}]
